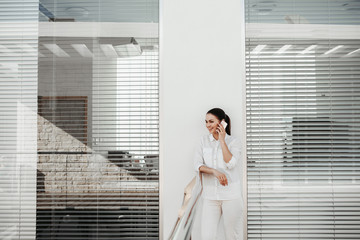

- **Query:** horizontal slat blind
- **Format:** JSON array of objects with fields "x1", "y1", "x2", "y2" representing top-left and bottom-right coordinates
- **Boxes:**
[
  {"x1": 0, "y1": 1, "x2": 38, "y2": 239},
  {"x1": 245, "y1": 1, "x2": 360, "y2": 239},
  {"x1": 39, "y1": 0, "x2": 158, "y2": 23},
  {"x1": 246, "y1": 40, "x2": 360, "y2": 239},
  {"x1": 0, "y1": 0, "x2": 161, "y2": 239},
  {"x1": 245, "y1": 0, "x2": 360, "y2": 25},
  {"x1": 36, "y1": 36, "x2": 159, "y2": 239}
]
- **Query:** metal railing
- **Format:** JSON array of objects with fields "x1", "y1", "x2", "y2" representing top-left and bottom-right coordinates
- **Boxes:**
[{"x1": 168, "y1": 174, "x2": 203, "y2": 240}]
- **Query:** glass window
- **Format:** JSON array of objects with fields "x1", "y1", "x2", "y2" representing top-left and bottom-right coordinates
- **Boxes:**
[
  {"x1": 246, "y1": 1, "x2": 360, "y2": 239},
  {"x1": 0, "y1": 1, "x2": 159, "y2": 239}
]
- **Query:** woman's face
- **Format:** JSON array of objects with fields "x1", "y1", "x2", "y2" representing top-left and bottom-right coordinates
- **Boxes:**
[{"x1": 205, "y1": 113, "x2": 220, "y2": 135}]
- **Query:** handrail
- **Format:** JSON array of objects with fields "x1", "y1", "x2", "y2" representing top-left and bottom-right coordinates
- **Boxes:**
[{"x1": 168, "y1": 174, "x2": 203, "y2": 240}]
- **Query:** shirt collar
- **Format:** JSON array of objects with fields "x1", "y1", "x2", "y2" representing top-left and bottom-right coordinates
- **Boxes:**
[{"x1": 209, "y1": 133, "x2": 229, "y2": 142}]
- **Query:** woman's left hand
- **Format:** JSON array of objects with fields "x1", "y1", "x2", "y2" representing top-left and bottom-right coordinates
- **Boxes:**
[{"x1": 216, "y1": 122, "x2": 226, "y2": 142}]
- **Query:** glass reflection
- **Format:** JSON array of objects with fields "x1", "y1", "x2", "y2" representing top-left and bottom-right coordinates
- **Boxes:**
[
  {"x1": 246, "y1": 13, "x2": 360, "y2": 240},
  {"x1": 36, "y1": 0, "x2": 159, "y2": 239}
]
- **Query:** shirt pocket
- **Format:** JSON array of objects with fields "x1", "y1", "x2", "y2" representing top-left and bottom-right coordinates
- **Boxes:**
[{"x1": 203, "y1": 147, "x2": 213, "y2": 166}]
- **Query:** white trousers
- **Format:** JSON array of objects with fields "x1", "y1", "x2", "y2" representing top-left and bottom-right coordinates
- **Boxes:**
[{"x1": 200, "y1": 198, "x2": 243, "y2": 240}]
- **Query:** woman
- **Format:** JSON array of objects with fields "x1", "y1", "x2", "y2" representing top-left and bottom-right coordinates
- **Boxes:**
[{"x1": 194, "y1": 108, "x2": 243, "y2": 240}]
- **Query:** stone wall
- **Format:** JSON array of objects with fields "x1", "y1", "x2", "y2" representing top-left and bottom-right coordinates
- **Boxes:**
[{"x1": 37, "y1": 115, "x2": 158, "y2": 209}]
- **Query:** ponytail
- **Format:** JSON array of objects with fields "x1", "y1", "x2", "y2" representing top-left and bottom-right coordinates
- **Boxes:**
[{"x1": 224, "y1": 114, "x2": 231, "y2": 135}]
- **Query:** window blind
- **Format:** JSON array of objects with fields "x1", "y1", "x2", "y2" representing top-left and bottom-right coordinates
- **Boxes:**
[
  {"x1": 0, "y1": 0, "x2": 159, "y2": 239},
  {"x1": 36, "y1": 37, "x2": 159, "y2": 239},
  {"x1": 0, "y1": 0, "x2": 38, "y2": 239},
  {"x1": 245, "y1": 1, "x2": 360, "y2": 238}
]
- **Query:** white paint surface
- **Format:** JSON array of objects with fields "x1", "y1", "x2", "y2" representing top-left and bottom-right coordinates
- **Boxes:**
[
  {"x1": 160, "y1": 0, "x2": 246, "y2": 238},
  {"x1": 38, "y1": 22, "x2": 158, "y2": 38}
]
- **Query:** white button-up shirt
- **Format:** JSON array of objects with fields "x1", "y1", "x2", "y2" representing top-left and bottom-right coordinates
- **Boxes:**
[{"x1": 194, "y1": 133, "x2": 242, "y2": 200}]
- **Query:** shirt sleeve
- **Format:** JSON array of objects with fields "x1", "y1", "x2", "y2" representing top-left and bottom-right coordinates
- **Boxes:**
[
  {"x1": 194, "y1": 137, "x2": 205, "y2": 173},
  {"x1": 225, "y1": 137, "x2": 241, "y2": 170}
]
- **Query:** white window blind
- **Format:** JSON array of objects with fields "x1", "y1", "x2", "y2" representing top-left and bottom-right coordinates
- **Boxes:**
[
  {"x1": 36, "y1": 37, "x2": 159, "y2": 239},
  {"x1": 0, "y1": 1, "x2": 38, "y2": 239},
  {"x1": 245, "y1": 1, "x2": 360, "y2": 239},
  {"x1": 1, "y1": 0, "x2": 159, "y2": 239}
]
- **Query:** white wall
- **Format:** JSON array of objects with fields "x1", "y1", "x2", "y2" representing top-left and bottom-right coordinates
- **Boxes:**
[{"x1": 160, "y1": 0, "x2": 246, "y2": 238}]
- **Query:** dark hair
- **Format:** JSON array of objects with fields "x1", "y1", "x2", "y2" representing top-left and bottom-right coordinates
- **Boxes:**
[{"x1": 206, "y1": 108, "x2": 231, "y2": 135}]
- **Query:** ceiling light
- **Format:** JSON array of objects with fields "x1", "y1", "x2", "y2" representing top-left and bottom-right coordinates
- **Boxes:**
[
  {"x1": 275, "y1": 45, "x2": 292, "y2": 54},
  {"x1": 300, "y1": 45, "x2": 317, "y2": 54},
  {"x1": 251, "y1": 45, "x2": 267, "y2": 54},
  {"x1": 43, "y1": 44, "x2": 70, "y2": 57},
  {"x1": 324, "y1": 45, "x2": 343, "y2": 55},
  {"x1": 100, "y1": 44, "x2": 118, "y2": 57},
  {"x1": 99, "y1": 38, "x2": 142, "y2": 58},
  {"x1": 114, "y1": 43, "x2": 142, "y2": 57},
  {"x1": 346, "y1": 48, "x2": 360, "y2": 56},
  {"x1": 71, "y1": 44, "x2": 93, "y2": 57}
]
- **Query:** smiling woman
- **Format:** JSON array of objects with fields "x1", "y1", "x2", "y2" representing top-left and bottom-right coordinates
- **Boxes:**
[{"x1": 194, "y1": 108, "x2": 243, "y2": 240}]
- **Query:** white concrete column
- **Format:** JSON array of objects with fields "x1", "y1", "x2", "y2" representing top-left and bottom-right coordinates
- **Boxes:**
[{"x1": 160, "y1": 0, "x2": 246, "y2": 238}]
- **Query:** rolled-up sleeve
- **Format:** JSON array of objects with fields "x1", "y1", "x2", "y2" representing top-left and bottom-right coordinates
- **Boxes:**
[
  {"x1": 225, "y1": 138, "x2": 241, "y2": 170},
  {"x1": 194, "y1": 138, "x2": 205, "y2": 173}
]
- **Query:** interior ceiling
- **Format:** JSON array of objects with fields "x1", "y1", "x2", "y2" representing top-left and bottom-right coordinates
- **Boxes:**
[
  {"x1": 247, "y1": 0, "x2": 360, "y2": 25},
  {"x1": 248, "y1": 42, "x2": 360, "y2": 58},
  {"x1": 38, "y1": 37, "x2": 158, "y2": 60},
  {"x1": 39, "y1": 0, "x2": 159, "y2": 23},
  {"x1": 36, "y1": 0, "x2": 359, "y2": 58},
  {"x1": 39, "y1": 0, "x2": 359, "y2": 25}
]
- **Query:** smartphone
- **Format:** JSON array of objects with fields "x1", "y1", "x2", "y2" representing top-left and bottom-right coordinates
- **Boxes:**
[{"x1": 221, "y1": 120, "x2": 227, "y2": 129}]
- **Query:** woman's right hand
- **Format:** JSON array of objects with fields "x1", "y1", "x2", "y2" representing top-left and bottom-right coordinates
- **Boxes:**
[{"x1": 213, "y1": 169, "x2": 228, "y2": 186}]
